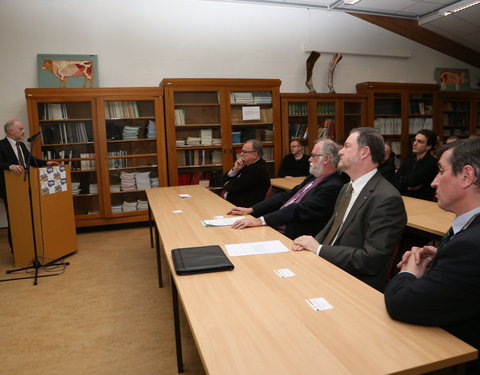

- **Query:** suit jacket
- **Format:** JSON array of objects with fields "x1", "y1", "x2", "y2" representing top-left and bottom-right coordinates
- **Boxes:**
[
  {"x1": 222, "y1": 158, "x2": 271, "y2": 207},
  {"x1": 384, "y1": 215, "x2": 480, "y2": 373},
  {"x1": 0, "y1": 138, "x2": 47, "y2": 198},
  {"x1": 251, "y1": 173, "x2": 344, "y2": 239},
  {"x1": 315, "y1": 171, "x2": 407, "y2": 292}
]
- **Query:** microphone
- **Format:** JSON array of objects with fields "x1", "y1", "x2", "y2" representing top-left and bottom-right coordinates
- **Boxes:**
[{"x1": 27, "y1": 132, "x2": 41, "y2": 143}]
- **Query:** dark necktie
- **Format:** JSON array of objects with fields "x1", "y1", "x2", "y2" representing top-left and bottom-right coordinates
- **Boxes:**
[
  {"x1": 16, "y1": 142, "x2": 25, "y2": 168},
  {"x1": 323, "y1": 183, "x2": 353, "y2": 245},
  {"x1": 438, "y1": 227, "x2": 454, "y2": 250}
]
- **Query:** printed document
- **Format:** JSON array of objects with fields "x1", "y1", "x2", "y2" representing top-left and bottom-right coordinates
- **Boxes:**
[{"x1": 225, "y1": 240, "x2": 289, "y2": 257}]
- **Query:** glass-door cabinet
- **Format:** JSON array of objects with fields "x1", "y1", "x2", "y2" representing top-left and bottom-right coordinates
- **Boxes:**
[
  {"x1": 281, "y1": 93, "x2": 366, "y2": 157},
  {"x1": 25, "y1": 88, "x2": 168, "y2": 227}
]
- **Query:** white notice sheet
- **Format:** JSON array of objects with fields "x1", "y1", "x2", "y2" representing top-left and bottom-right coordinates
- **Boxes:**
[{"x1": 225, "y1": 240, "x2": 289, "y2": 257}]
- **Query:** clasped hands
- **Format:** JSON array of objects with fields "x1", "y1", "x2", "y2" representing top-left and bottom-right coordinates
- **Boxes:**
[{"x1": 396, "y1": 245, "x2": 437, "y2": 278}]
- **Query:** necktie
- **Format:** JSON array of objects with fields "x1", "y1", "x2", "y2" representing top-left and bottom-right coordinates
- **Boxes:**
[
  {"x1": 16, "y1": 142, "x2": 25, "y2": 168},
  {"x1": 438, "y1": 227, "x2": 454, "y2": 250},
  {"x1": 323, "y1": 183, "x2": 353, "y2": 245}
]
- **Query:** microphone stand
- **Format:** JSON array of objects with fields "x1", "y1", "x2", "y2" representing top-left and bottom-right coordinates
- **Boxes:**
[{"x1": 1, "y1": 136, "x2": 69, "y2": 285}]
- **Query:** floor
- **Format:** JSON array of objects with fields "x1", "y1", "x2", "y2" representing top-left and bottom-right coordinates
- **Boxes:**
[{"x1": 0, "y1": 225, "x2": 205, "y2": 375}]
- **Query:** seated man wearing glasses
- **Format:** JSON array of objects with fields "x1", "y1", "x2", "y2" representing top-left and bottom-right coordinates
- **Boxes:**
[
  {"x1": 222, "y1": 139, "x2": 271, "y2": 207},
  {"x1": 227, "y1": 139, "x2": 343, "y2": 239}
]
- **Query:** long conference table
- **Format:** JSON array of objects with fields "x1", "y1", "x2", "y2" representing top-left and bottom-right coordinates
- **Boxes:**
[{"x1": 146, "y1": 185, "x2": 476, "y2": 375}]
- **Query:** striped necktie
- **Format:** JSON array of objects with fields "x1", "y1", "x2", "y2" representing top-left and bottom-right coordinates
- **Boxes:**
[
  {"x1": 323, "y1": 183, "x2": 353, "y2": 245},
  {"x1": 16, "y1": 142, "x2": 26, "y2": 168}
]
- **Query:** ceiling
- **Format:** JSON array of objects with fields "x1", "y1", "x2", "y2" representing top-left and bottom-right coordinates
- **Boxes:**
[{"x1": 221, "y1": 0, "x2": 480, "y2": 66}]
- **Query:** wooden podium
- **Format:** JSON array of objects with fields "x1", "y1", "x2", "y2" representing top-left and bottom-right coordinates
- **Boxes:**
[{"x1": 5, "y1": 165, "x2": 77, "y2": 267}]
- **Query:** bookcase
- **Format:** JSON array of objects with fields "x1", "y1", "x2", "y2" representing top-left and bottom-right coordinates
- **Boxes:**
[
  {"x1": 280, "y1": 93, "x2": 366, "y2": 155},
  {"x1": 356, "y1": 82, "x2": 440, "y2": 162},
  {"x1": 25, "y1": 87, "x2": 168, "y2": 227},
  {"x1": 438, "y1": 91, "x2": 480, "y2": 140},
  {"x1": 161, "y1": 78, "x2": 282, "y2": 188}
]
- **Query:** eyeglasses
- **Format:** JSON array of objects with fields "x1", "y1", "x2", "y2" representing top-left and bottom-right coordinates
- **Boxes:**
[
  {"x1": 240, "y1": 150, "x2": 256, "y2": 154},
  {"x1": 310, "y1": 153, "x2": 325, "y2": 158}
]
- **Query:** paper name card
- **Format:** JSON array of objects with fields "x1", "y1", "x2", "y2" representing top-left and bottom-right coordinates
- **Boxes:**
[{"x1": 306, "y1": 298, "x2": 334, "y2": 311}]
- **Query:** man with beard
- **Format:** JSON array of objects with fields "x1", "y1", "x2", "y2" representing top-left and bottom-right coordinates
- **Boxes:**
[
  {"x1": 293, "y1": 127, "x2": 406, "y2": 292},
  {"x1": 227, "y1": 139, "x2": 344, "y2": 239}
]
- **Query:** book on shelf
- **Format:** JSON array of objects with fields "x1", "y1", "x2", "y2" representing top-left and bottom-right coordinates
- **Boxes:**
[
  {"x1": 288, "y1": 102, "x2": 308, "y2": 116},
  {"x1": 175, "y1": 108, "x2": 186, "y2": 125},
  {"x1": 105, "y1": 101, "x2": 139, "y2": 119},
  {"x1": 41, "y1": 121, "x2": 92, "y2": 144}
]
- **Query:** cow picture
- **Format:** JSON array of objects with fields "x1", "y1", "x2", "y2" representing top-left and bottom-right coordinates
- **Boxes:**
[
  {"x1": 37, "y1": 54, "x2": 98, "y2": 88},
  {"x1": 41, "y1": 59, "x2": 94, "y2": 88},
  {"x1": 435, "y1": 68, "x2": 470, "y2": 91}
]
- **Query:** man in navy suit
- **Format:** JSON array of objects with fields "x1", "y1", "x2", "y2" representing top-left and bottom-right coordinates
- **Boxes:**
[
  {"x1": 227, "y1": 138, "x2": 344, "y2": 239},
  {"x1": 0, "y1": 120, "x2": 58, "y2": 251},
  {"x1": 293, "y1": 128, "x2": 406, "y2": 292},
  {"x1": 385, "y1": 138, "x2": 480, "y2": 374}
]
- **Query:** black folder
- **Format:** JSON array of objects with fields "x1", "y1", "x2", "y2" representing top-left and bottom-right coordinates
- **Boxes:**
[{"x1": 172, "y1": 245, "x2": 234, "y2": 275}]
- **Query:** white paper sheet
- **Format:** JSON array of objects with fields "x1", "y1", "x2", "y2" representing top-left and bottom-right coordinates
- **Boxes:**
[
  {"x1": 202, "y1": 217, "x2": 244, "y2": 227},
  {"x1": 225, "y1": 240, "x2": 289, "y2": 257}
]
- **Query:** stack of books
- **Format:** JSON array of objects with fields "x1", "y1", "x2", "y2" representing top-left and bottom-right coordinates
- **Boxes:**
[
  {"x1": 120, "y1": 171, "x2": 136, "y2": 191},
  {"x1": 146, "y1": 120, "x2": 156, "y2": 138},
  {"x1": 135, "y1": 171, "x2": 151, "y2": 190},
  {"x1": 122, "y1": 126, "x2": 140, "y2": 140},
  {"x1": 122, "y1": 201, "x2": 137, "y2": 212},
  {"x1": 200, "y1": 129, "x2": 213, "y2": 145}
]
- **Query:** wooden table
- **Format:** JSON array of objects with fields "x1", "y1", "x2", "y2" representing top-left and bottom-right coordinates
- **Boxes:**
[
  {"x1": 403, "y1": 196, "x2": 454, "y2": 236},
  {"x1": 270, "y1": 176, "x2": 305, "y2": 190},
  {"x1": 146, "y1": 185, "x2": 476, "y2": 375}
]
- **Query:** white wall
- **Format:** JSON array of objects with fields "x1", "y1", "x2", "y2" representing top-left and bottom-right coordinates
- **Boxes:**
[{"x1": 0, "y1": 0, "x2": 479, "y2": 138}]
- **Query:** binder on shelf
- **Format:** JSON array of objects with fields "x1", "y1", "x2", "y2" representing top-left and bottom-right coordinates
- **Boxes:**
[{"x1": 172, "y1": 245, "x2": 234, "y2": 275}]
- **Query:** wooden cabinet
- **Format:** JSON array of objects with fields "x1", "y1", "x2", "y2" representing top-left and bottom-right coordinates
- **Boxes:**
[
  {"x1": 25, "y1": 87, "x2": 168, "y2": 227},
  {"x1": 438, "y1": 91, "x2": 480, "y2": 140},
  {"x1": 161, "y1": 78, "x2": 282, "y2": 187},
  {"x1": 280, "y1": 93, "x2": 366, "y2": 154},
  {"x1": 356, "y1": 82, "x2": 440, "y2": 162}
]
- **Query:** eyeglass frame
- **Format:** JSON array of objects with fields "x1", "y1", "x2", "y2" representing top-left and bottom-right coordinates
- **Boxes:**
[
  {"x1": 310, "y1": 153, "x2": 326, "y2": 158},
  {"x1": 240, "y1": 149, "x2": 257, "y2": 154}
]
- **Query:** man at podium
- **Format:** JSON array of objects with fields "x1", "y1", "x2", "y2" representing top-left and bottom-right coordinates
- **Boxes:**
[{"x1": 0, "y1": 119, "x2": 59, "y2": 252}]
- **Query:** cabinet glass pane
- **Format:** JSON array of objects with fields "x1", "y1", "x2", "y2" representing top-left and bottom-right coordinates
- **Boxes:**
[
  {"x1": 408, "y1": 94, "x2": 433, "y2": 134},
  {"x1": 231, "y1": 91, "x2": 273, "y2": 144},
  {"x1": 442, "y1": 101, "x2": 470, "y2": 138},
  {"x1": 287, "y1": 102, "x2": 308, "y2": 140},
  {"x1": 231, "y1": 91, "x2": 274, "y2": 177},
  {"x1": 373, "y1": 93, "x2": 401, "y2": 136},
  {"x1": 104, "y1": 99, "x2": 159, "y2": 214},
  {"x1": 316, "y1": 102, "x2": 335, "y2": 139},
  {"x1": 38, "y1": 101, "x2": 99, "y2": 216},
  {"x1": 174, "y1": 91, "x2": 222, "y2": 188},
  {"x1": 343, "y1": 102, "x2": 362, "y2": 136}
]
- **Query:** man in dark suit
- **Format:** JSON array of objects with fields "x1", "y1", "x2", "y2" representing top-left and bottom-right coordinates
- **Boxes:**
[
  {"x1": 222, "y1": 139, "x2": 270, "y2": 208},
  {"x1": 293, "y1": 127, "x2": 407, "y2": 292},
  {"x1": 0, "y1": 120, "x2": 58, "y2": 251},
  {"x1": 385, "y1": 138, "x2": 480, "y2": 374},
  {"x1": 227, "y1": 139, "x2": 344, "y2": 239}
]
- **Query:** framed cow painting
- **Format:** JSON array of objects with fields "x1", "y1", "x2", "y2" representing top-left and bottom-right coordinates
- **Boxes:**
[
  {"x1": 434, "y1": 67, "x2": 470, "y2": 91},
  {"x1": 37, "y1": 54, "x2": 99, "y2": 88}
]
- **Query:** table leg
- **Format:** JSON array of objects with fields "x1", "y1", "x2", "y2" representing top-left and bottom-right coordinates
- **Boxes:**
[
  {"x1": 148, "y1": 204, "x2": 154, "y2": 248},
  {"x1": 171, "y1": 275, "x2": 184, "y2": 373},
  {"x1": 155, "y1": 225, "x2": 163, "y2": 288}
]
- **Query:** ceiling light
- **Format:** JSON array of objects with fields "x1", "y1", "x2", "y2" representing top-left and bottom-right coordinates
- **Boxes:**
[
  {"x1": 440, "y1": 0, "x2": 480, "y2": 16},
  {"x1": 344, "y1": 0, "x2": 361, "y2": 4}
]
